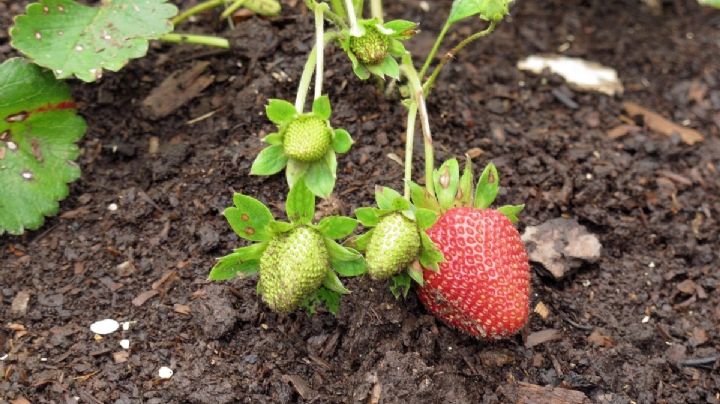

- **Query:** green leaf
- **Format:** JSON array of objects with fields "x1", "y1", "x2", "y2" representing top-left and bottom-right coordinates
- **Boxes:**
[
  {"x1": 384, "y1": 20, "x2": 417, "y2": 38},
  {"x1": 456, "y1": 157, "x2": 474, "y2": 206},
  {"x1": 311, "y1": 95, "x2": 332, "y2": 120},
  {"x1": 263, "y1": 132, "x2": 283, "y2": 146},
  {"x1": 332, "y1": 128, "x2": 353, "y2": 153},
  {"x1": 389, "y1": 273, "x2": 412, "y2": 299},
  {"x1": 699, "y1": 0, "x2": 720, "y2": 7},
  {"x1": 323, "y1": 271, "x2": 350, "y2": 294},
  {"x1": 266, "y1": 99, "x2": 297, "y2": 125},
  {"x1": 474, "y1": 162, "x2": 499, "y2": 209},
  {"x1": 10, "y1": 0, "x2": 177, "y2": 82},
  {"x1": 305, "y1": 158, "x2": 336, "y2": 198},
  {"x1": 286, "y1": 159, "x2": 309, "y2": 188},
  {"x1": 448, "y1": 0, "x2": 510, "y2": 24},
  {"x1": 225, "y1": 194, "x2": 274, "y2": 241},
  {"x1": 415, "y1": 208, "x2": 438, "y2": 230},
  {"x1": 332, "y1": 257, "x2": 367, "y2": 277},
  {"x1": 375, "y1": 186, "x2": 404, "y2": 210},
  {"x1": 286, "y1": 179, "x2": 315, "y2": 225},
  {"x1": 408, "y1": 264, "x2": 424, "y2": 286},
  {"x1": 433, "y1": 159, "x2": 460, "y2": 210},
  {"x1": 268, "y1": 220, "x2": 294, "y2": 234},
  {"x1": 355, "y1": 207, "x2": 380, "y2": 227},
  {"x1": 208, "y1": 243, "x2": 266, "y2": 281},
  {"x1": 0, "y1": 58, "x2": 86, "y2": 235},
  {"x1": 380, "y1": 55, "x2": 400, "y2": 80},
  {"x1": 325, "y1": 239, "x2": 362, "y2": 261},
  {"x1": 497, "y1": 204, "x2": 524, "y2": 223},
  {"x1": 409, "y1": 182, "x2": 440, "y2": 211},
  {"x1": 304, "y1": 287, "x2": 341, "y2": 315},
  {"x1": 317, "y1": 216, "x2": 358, "y2": 239},
  {"x1": 250, "y1": 145, "x2": 288, "y2": 176},
  {"x1": 352, "y1": 229, "x2": 374, "y2": 251}
]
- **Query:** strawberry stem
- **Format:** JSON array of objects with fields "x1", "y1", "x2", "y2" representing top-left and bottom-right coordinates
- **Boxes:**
[
  {"x1": 171, "y1": 0, "x2": 225, "y2": 26},
  {"x1": 158, "y1": 33, "x2": 229, "y2": 49},
  {"x1": 401, "y1": 56, "x2": 435, "y2": 196},
  {"x1": 423, "y1": 21, "x2": 497, "y2": 96},
  {"x1": 370, "y1": 0, "x2": 383, "y2": 23},
  {"x1": 419, "y1": 20, "x2": 450, "y2": 81},
  {"x1": 403, "y1": 101, "x2": 418, "y2": 199},
  {"x1": 314, "y1": 4, "x2": 326, "y2": 100},
  {"x1": 344, "y1": 0, "x2": 362, "y2": 36},
  {"x1": 220, "y1": 0, "x2": 249, "y2": 19},
  {"x1": 295, "y1": 32, "x2": 338, "y2": 112}
]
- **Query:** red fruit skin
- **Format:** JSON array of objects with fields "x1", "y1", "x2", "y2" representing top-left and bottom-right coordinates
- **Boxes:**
[{"x1": 417, "y1": 207, "x2": 530, "y2": 339}]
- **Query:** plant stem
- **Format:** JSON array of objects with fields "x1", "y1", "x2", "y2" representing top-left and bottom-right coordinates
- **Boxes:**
[
  {"x1": 403, "y1": 102, "x2": 418, "y2": 199},
  {"x1": 419, "y1": 20, "x2": 450, "y2": 80},
  {"x1": 344, "y1": 0, "x2": 361, "y2": 35},
  {"x1": 370, "y1": 0, "x2": 383, "y2": 22},
  {"x1": 329, "y1": 0, "x2": 347, "y2": 19},
  {"x1": 314, "y1": 5, "x2": 325, "y2": 100},
  {"x1": 220, "y1": 0, "x2": 248, "y2": 19},
  {"x1": 295, "y1": 45, "x2": 318, "y2": 112},
  {"x1": 354, "y1": 0, "x2": 365, "y2": 18},
  {"x1": 401, "y1": 57, "x2": 434, "y2": 196},
  {"x1": 306, "y1": 0, "x2": 347, "y2": 29},
  {"x1": 423, "y1": 21, "x2": 496, "y2": 96},
  {"x1": 172, "y1": 0, "x2": 224, "y2": 26},
  {"x1": 158, "y1": 33, "x2": 230, "y2": 48}
]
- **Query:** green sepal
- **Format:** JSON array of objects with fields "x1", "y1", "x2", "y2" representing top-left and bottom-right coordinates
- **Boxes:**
[
  {"x1": 286, "y1": 179, "x2": 315, "y2": 225},
  {"x1": 455, "y1": 157, "x2": 474, "y2": 207},
  {"x1": 448, "y1": 0, "x2": 511, "y2": 24},
  {"x1": 305, "y1": 155, "x2": 336, "y2": 198},
  {"x1": 375, "y1": 186, "x2": 405, "y2": 210},
  {"x1": 266, "y1": 99, "x2": 297, "y2": 125},
  {"x1": 286, "y1": 159, "x2": 309, "y2": 188},
  {"x1": 383, "y1": 20, "x2": 418, "y2": 38},
  {"x1": 410, "y1": 182, "x2": 440, "y2": 211},
  {"x1": 419, "y1": 232, "x2": 443, "y2": 271},
  {"x1": 414, "y1": 208, "x2": 438, "y2": 230},
  {"x1": 365, "y1": 55, "x2": 400, "y2": 80},
  {"x1": 497, "y1": 204, "x2": 524, "y2": 223},
  {"x1": 352, "y1": 229, "x2": 374, "y2": 251},
  {"x1": 268, "y1": 220, "x2": 294, "y2": 235},
  {"x1": 389, "y1": 273, "x2": 412, "y2": 299},
  {"x1": 302, "y1": 286, "x2": 341, "y2": 315},
  {"x1": 317, "y1": 216, "x2": 358, "y2": 239},
  {"x1": 250, "y1": 145, "x2": 288, "y2": 175},
  {"x1": 311, "y1": 95, "x2": 332, "y2": 120},
  {"x1": 208, "y1": 242, "x2": 267, "y2": 281},
  {"x1": 474, "y1": 162, "x2": 499, "y2": 209},
  {"x1": 332, "y1": 257, "x2": 367, "y2": 277},
  {"x1": 355, "y1": 207, "x2": 381, "y2": 227},
  {"x1": 433, "y1": 159, "x2": 460, "y2": 210},
  {"x1": 325, "y1": 238, "x2": 362, "y2": 261},
  {"x1": 332, "y1": 128, "x2": 353, "y2": 153},
  {"x1": 323, "y1": 271, "x2": 351, "y2": 294},
  {"x1": 388, "y1": 39, "x2": 407, "y2": 58},
  {"x1": 225, "y1": 194, "x2": 274, "y2": 242},
  {"x1": 407, "y1": 263, "x2": 424, "y2": 286},
  {"x1": 263, "y1": 132, "x2": 283, "y2": 146}
]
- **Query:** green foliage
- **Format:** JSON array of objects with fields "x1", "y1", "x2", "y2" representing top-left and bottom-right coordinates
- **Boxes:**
[
  {"x1": 285, "y1": 180, "x2": 315, "y2": 225},
  {"x1": 699, "y1": 0, "x2": 720, "y2": 8},
  {"x1": 448, "y1": 0, "x2": 511, "y2": 24},
  {"x1": 224, "y1": 194, "x2": 274, "y2": 242},
  {"x1": 0, "y1": 58, "x2": 86, "y2": 235},
  {"x1": 474, "y1": 162, "x2": 499, "y2": 209},
  {"x1": 10, "y1": 0, "x2": 177, "y2": 82},
  {"x1": 339, "y1": 19, "x2": 417, "y2": 80},
  {"x1": 497, "y1": 204, "x2": 524, "y2": 224}
]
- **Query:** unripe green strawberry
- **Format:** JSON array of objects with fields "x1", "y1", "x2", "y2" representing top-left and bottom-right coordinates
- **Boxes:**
[
  {"x1": 366, "y1": 213, "x2": 421, "y2": 280},
  {"x1": 350, "y1": 26, "x2": 390, "y2": 65},
  {"x1": 257, "y1": 226, "x2": 330, "y2": 312},
  {"x1": 283, "y1": 116, "x2": 332, "y2": 162}
]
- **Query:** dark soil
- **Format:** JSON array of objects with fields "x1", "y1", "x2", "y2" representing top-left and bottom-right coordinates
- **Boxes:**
[{"x1": 2, "y1": 0, "x2": 720, "y2": 403}]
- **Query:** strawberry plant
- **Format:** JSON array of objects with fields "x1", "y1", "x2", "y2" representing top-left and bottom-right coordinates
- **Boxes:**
[{"x1": 209, "y1": 180, "x2": 365, "y2": 314}]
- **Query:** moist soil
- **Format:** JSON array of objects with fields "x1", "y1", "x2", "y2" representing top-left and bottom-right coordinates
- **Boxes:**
[{"x1": 2, "y1": 0, "x2": 720, "y2": 403}]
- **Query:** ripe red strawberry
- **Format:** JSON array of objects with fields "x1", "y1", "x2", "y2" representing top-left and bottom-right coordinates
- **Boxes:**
[
  {"x1": 417, "y1": 207, "x2": 530, "y2": 338},
  {"x1": 410, "y1": 159, "x2": 530, "y2": 339}
]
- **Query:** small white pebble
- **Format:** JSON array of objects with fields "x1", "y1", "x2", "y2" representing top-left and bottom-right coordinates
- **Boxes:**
[
  {"x1": 419, "y1": 1, "x2": 429, "y2": 11},
  {"x1": 648, "y1": 262, "x2": 656, "y2": 268},
  {"x1": 158, "y1": 366, "x2": 174, "y2": 379},
  {"x1": 585, "y1": 173, "x2": 593, "y2": 180},
  {"x1": 582, "y1": 279, "x2": 591, "y2": 287},
  {"x1": 0, "y1": 354, "x2": 8, "y2": 361},
  {"x1": 107, "y1": 203, "x2": 118, "y2": 211},
  {"x1": 122, "y1": 321, "x2": 131, "y2": 331},
  {"x1": 90, "y1": 319, "x2": 120, "y2": 335},
  {"x1": 40, "y1": 357, "x2": 47, "y2": 362},
  {"x1": 641, "y1": 315, "x2": 650, "y2": 324},
  {"x1": 119, "y1": 339, "x2": 130, "y2": 349},
  {"x1": 447, "y1": 346, "x2": 452, "y2": 351}
]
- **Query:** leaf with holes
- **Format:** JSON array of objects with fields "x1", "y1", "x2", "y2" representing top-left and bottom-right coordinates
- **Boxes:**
[
  {"x1": 10, "y1": 0, "x2": 177, "y2": 82},
  {"x1": 0, "y1": 58, "x2": 87, "y2": 235}
]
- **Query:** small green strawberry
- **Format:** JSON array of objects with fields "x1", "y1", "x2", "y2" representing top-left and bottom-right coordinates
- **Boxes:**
[
  {"x1": 209, "y1": 180, "x2": 366, "y2": 314},
  {"x1": 258, "y1": 226, "x2": 329, "y2": 312},
  {"x1": 251, "y1": 96, "x2": 354, "y2": 198},
  {"x1": 354, "y1": 187, "x2": 444, "y2": 297},
  {"x1": 282, "y1": 116, "x2": 332, "y2": 162},
  {"x1": 365, "y1": 213, "x2": 420, "y2": 280},
  {"x1": 340, "y1": 19, "x2": 417, "y2": 80}
]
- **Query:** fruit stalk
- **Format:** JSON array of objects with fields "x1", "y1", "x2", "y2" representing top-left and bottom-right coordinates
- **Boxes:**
[
  {"x1": 370, "y1": 0, "x2": 383, "y2": 22},
  {"x1": 220, "y1": 0, "x2": 249, "y2": 19},
  {"x1": 401, "y1": 58, "x2": 435, "y2": 195},
  {"x1": 344, "y1": 0, "x2": 362, "y2": 36},
  {"x1": 158, "y1": 33, "x2": 230, "y2": 49},
  {"x1": 295, "y1": 32, "x2": 338, "y2": 112},
  {"x1": 314, "y1": 4, "x2": 325, "y2": 100},
  {"x1": 419, "y1": 20, "x2": 451, "y2": 80},
  {"x1": 403, "y1": 102, "x2": 418, "y2": 199},
  {"x1": 171, "y1": 0, "x2": 225, "y2": 26}
]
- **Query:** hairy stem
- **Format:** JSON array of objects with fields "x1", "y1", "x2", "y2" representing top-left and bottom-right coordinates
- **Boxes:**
[
  {"x1": 419, "y1": 20, "x2": 450, "y2": 80},
  {"x1": 314, "y1": 5, "x2": 325, "y2": 100},
  {"x1": 344, "y1": 0, "x2": 361, "y2": 35},
  {"x1": 423, "y1": 21, "x2": 497, "y2": 96},
  {"x1": 172, "y1": 0, "x2": 225, "y2": 26},
  {"x1": 158, "y1": 33, "x2": 230, "y2": 48},
  {"x1": 370, "y1": 0, "x2": 383, "y2": 22},
  {"x1": 403, "y1": 102, "x2": 418, "y2": 199}
]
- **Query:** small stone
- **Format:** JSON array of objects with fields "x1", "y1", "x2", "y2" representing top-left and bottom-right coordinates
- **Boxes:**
[
  {"x1": 119, "y1": 339, "x2": 130, "y2": 349},
  {"x1": 158, "y1": 366, "x2": 174, "y2": 379},
  {"x1": 10, "y1": 291, "x2": 30, "y2": 316},
  {"x1": 90, "y1": 319, "x2": 120, "y2": 335},
  {"x1": 107, "y1": 203, "x2": 118, "y2": 211}
]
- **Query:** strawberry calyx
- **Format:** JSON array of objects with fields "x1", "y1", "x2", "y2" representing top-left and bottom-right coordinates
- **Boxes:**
[
  {"x1": 410, "y1": 157, "x2": 524, "y2": 223},
  {"x1": 339, "y1": 18, "x2": 418, "y2": 80},
  {"x1": 209, "y1": 180, "x2": 366, "y2": 315},
  {"x1": 251, "y1": 96, "x2": 354, "y2": 198},
  {"x1": 354, "y1": 186, "x2": 444, "y2": 298}
]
